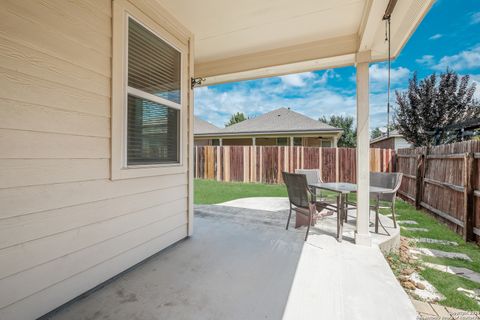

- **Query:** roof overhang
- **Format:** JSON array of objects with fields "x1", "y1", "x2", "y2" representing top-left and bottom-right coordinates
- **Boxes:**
[
  {"x1": 158, "y1": 0, "x2": 434, "y2": 85},
  {"x1": 195, "y1": 129, "x2": 343, "y2": 139}
]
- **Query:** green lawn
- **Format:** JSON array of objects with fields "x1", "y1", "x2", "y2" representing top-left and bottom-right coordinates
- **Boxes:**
[
  {"x1": 194, "y1": 179, "x2": 287, "y2": 204},
  {"x1": 195, "y1": 179, "x2": 480, "y2": 311}
]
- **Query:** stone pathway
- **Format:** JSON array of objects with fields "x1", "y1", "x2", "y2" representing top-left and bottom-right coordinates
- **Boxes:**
[
  {"x1": 398, "y1": 220, "x2": 419, "y2": 225},
  {"x1": 409, "y1": 272, "x2": 445, "y2": 302},
  {"x1": 402, "y1": 227, "x2": 429, "y2": 232},
  {"x1": 457, "y1": 288, "x2": 480, "y2": 305},
  {"x1": 424, "y1": 263, "x2": 480, "y2": 284},
  {"x1": 414, "y1": 238, "x2": 459, "y2": 246},
  {"x1": 411, "y1": 298, "x2": 480, "y2": 319},
  {"x1": 410, "y1": 248, "x2": 472, "y2": 261}
]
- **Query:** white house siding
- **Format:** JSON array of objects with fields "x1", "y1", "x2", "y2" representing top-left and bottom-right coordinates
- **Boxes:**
[{"x1": 0, "y1": 1, "x2": 190, "y2": 319}]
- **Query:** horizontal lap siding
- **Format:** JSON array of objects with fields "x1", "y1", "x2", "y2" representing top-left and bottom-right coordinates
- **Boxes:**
[{"x1": 0, "y1": 1, "x2": 189, "y2": 319}]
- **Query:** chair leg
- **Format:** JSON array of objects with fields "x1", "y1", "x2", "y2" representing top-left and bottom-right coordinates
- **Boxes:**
[
  {"x1": 286, "y1": 205, "x2": 292, "y2": 230},
  {"x1": 305, "y1": 204, "x2": 313, "y2": 241},
  {"x1": 344, "y1": 194, "x2": 348, "y2": 223},
  {"x1": 374, "y1": 202, "x2": 379, "y2": 234},
  {"x1": 391, "y1": 202, "x2": 397, "y2": 228}
]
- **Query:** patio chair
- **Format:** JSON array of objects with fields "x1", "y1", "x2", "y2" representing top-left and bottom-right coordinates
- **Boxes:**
[
  {"x1": 370, "y1": 172, "x2": 403, "y2": 233},
  {"x1": 295, "y1": 169, "x2": 326, "y2": 201},
  {"x1": 282, "y1": 172, "x2": 329, "y2": 241}
]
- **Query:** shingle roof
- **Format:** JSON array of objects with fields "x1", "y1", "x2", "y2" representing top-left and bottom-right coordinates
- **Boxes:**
[
  {"x1": 194, "y1": 108, "x2": 342, "y2": 136},
  {"x1": 194, "y1": 116, "x2": 221, "y2": 134}
]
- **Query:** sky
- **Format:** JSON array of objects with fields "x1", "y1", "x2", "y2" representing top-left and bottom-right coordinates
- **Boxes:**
[{"x1": 194, "y1": 0, "x2": 480, "y2": 130}]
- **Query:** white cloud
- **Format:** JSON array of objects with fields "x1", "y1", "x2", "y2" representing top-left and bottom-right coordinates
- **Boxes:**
[
  {"x1": 429, "y1": 34, "x2": 443, "y2": 40},
  {"x1": 369, "y1": 64, "x2": 410, "y2": 83},
  {"x1": 433, "y1": 45, "x2": 480, "y2": 71},
  {"x1": 416, "y1": 54, "x2": 435, "y2": 66},
  {"x1": 470, "y1": 74, "x2": 480, "y2": 100},
  {"x1": 279, "y1": 72, "x2": 315, "y2": 87},
  {"x1": 471, "y1": 12, "x2": 480, "y2": 24}
]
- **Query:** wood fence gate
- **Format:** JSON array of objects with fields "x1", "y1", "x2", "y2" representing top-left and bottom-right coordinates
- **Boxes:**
[{"x1": 396, "y1": 141, "x2": 480, "y2": 242}]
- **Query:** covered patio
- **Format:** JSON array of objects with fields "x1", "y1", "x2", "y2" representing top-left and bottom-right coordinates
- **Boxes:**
[
  {"x1": 0, "y1": 0, "x2": 435, "y2": 319},
  {"x1": 46, "y1": 199, "x2": 412, "y2": 320}
]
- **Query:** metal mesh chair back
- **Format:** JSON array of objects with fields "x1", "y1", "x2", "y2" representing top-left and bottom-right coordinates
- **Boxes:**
[
  {"x1": 370, "y1": 172, "x2": 403, "y2": 202},
  {"x1": 295, "y1": 169, "x2": 323, "y2": 185},
  {"x1": 282, "y1": 172, "x2": 310, "y2": 209}
]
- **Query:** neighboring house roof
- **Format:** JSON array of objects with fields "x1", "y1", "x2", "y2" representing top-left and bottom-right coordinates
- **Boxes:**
[
  {"x1": 370, "y1": 130, "x2": 403, "y2": 144},
  {"x1": 194, "y1": 116, "x2": 221, "y2": 134},
  {"x1": 195, "y1": 108, "x2": 342, "y2": 137}
]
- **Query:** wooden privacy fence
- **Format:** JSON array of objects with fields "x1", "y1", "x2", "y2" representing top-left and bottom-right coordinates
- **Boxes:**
[
  {"x1": 396, "y1": 141, "x2": 480, "y2": 242},
  {"x1": 194, "y1": 146, "x2": 395, "y2": 184}
]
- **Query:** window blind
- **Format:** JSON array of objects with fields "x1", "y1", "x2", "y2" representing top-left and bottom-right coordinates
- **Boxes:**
[
  {"x1": 126, "y1": 17, "x2": 181, "y2": 165},
  {"x1": 128, "y1": 18, "x2": 181, "y2": 103}
]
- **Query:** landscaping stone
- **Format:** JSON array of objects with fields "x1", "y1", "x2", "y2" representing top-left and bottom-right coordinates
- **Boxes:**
[
  {"x1": 415, "y1": 282, "x2": 426, "y2": 290},
  {"x1": 423, "y1": 263, "x2": 480, "y2": 284},
  {"x1": 414, "y1": 238, "x2": 458, "y2": 246},
  {"x1": 457, "y1": 287, "x2": 480, "y2": 304},
  {"x1": 402, "y1": 227, "x2": 429, "y2": 232},
  {"x1": 409, "y1": 272, "x2": 445, "y2": 302},
  {"x1": 401, "y1": 280, "x2": 416, "y2": 290},
  {"x1": 401, "y1": 268, "x2": 415, "y2": 275},
  {"x1": 410, "y1": 248, "x2": 472, "y2": 262},
  {"x1": 397, "y1": 220, "x2": 419, "y2": 225}
]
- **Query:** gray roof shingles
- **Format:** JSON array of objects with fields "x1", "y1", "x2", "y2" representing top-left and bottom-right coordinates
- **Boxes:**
[{"x1": 195, "y1": 108, "x2": 342, "y2": 136}]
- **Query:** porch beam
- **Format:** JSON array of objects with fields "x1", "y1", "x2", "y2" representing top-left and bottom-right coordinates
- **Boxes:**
[
  {"x1": 196, "y1": 34, "x2": 358, "y2": 79},
  {"x1": 357, "y1": 0, "x2": 386, "y2": 52},
  {"x1": 355, "y1": 50, "x2": 372, "y2": 246}
]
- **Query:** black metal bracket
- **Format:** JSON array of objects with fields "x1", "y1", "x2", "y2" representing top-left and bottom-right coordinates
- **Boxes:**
[{"x1": 191, "y1": 77, "x2": 206, "y2": 89}]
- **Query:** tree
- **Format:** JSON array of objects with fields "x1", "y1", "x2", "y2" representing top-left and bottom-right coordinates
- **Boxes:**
[
  {"x1": 371, "y1": 127, "x2": 383, "y2": 139},
  {"x1": 371, "y1": 124, "x2": 396, "y2": 140},
  {"x1": 395, "y1": 70, "x2": 479, "y2": 147},
  {"x1": 225, "y1": 112, "x2": 248, "y2": 127},
  {"x1": 319, "y1": 115, "x2": 356, "y2": 147}
]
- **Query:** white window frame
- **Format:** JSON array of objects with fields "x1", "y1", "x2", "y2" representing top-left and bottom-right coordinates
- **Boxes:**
[{"x1": 111, "y1": 1, "x2": 189, "y2": 180}]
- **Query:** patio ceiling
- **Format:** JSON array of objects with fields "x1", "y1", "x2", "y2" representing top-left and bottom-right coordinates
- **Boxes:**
[{"x1": 158, "y1": 0, "x2": 434, "y2": 84}]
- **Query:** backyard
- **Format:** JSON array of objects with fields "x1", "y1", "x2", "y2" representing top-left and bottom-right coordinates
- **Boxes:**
[{"x1": 195, "y1": 179, "x2": 480, "y2": 312}]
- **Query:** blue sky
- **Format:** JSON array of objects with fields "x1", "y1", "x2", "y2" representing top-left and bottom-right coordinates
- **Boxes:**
[{"x1": 194, "y1": 0, "x2": 480, "y2": 129}]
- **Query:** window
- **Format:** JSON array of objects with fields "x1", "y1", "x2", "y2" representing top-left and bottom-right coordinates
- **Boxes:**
[
  {"x1": 111, "y1": 2, "x2": 190, "y2": 180},
  {"x1": 321, "y1": 140, "x2": 332, "y2": 148},
  {"x1": 126, "y1": 18, "x2": 181, "y2": 165},
  {"x1": 277, "y1": 137, "x2": 288, "y2": 146},
  {"x1": 293, "y1": 137, "x2": 302, "y2": 146}
]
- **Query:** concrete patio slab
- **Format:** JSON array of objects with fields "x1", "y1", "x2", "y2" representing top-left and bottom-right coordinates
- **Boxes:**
[{"x1": 45, "y1": 199, "x2": 415, "y2": 320}]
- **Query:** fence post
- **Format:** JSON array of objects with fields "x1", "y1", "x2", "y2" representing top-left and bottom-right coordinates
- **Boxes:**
[
  {"x1": 464, "y1": 152, "x2": 475, "y2": 241},
  {"x1": 415, "y1": 153, "x2": 425, "y2": 209}
]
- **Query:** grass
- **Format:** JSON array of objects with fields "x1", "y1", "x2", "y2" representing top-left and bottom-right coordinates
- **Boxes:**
[
  {"x1": 194, "y1": 179, "x2": 480, "y2": 310},
  {"x1": 387, "y1": 200, "x2": 480, "y2": 311},
  {"x1": 420, "y1": 268, "x2": 480, "y2": 311},
  {"x1": 194, "y1": 179, "x2": 287, "y2": 204}
]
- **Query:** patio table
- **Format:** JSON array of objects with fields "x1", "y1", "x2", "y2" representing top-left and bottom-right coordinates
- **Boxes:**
[{"x1": 309, "y1": 182, "x2": 392, "y2": 242}]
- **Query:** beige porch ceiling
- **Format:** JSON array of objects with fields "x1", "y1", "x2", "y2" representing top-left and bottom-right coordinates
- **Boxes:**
[{"x1": 158, "y1": 0, "x2": 434, "y2": 84}]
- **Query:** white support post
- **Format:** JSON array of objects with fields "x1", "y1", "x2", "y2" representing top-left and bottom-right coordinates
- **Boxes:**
[
  {"x1": 290, "y1": 136, "x2": 294, "y2": 146},
  {"x1": 219, "y1": 138, "x2": 223, "y2": 146},
  {"x1": 355, "y1": 51, "x2": 372, "y2": 246},
  {"x1": 252, "y1": 137, "x2": 256, "y2": 146}
]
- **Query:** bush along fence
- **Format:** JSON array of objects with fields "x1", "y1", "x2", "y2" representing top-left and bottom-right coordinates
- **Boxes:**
[
  {"x1": 194, "y1": 146, "x2": 395, "y2": 184},
  {"x1": 396, "y1": 140, "x2": 480, "y2": 242}
]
